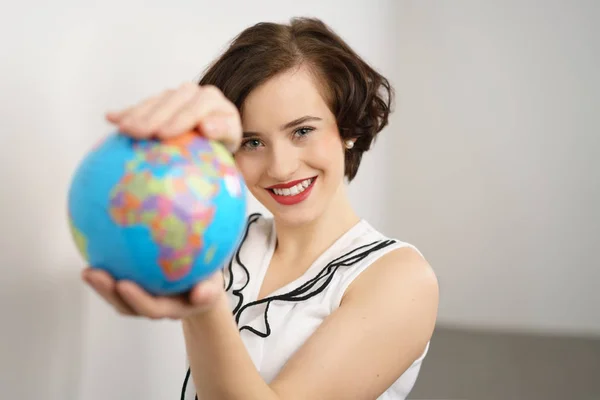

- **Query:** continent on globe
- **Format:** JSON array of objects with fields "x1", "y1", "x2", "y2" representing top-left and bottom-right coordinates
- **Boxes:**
[
  {"x1": 108, "y1": 133, "x2": 241, "y2": 281},
  {"x1": 68, "y1": 216, "x2": 89, "y2": 261}
]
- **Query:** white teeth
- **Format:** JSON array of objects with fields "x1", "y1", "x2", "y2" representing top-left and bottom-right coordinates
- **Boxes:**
[{"x1": 271, "y1": 178, "x2": 314, "y2": 196}]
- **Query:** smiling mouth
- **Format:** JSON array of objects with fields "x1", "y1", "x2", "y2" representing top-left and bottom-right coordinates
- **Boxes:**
[{"x1": 267, "y1": 177, "x2": 316, "y2": 196}]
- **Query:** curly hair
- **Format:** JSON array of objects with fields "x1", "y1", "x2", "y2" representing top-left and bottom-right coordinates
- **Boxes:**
[{"x1": 198, "y1": 17, "x2": 393, "y2": 181}]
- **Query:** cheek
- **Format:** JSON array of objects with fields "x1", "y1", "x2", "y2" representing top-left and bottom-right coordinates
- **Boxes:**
[
  {"x1": 307, "y1": 130, "x2": 345, "y2": 173},
  {"x1": 234, "y1": 155, "x2": 261, "y2": 186}
]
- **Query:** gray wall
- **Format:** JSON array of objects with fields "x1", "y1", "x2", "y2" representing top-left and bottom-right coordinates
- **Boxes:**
[
  {"x1": 388, "y1": 0, "x2": 600, "y2": 337},
  {"x1": 410, "y1": 326, "x2": 600, "y2": 399}
]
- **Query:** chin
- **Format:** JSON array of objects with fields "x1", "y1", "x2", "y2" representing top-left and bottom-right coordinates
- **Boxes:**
[{"x1": 272, "y1": 207, "x2": 322, "y2": 227}]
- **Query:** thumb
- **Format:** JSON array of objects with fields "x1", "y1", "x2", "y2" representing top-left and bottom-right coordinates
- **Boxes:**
[{"x1": 189, "y1": 274, "x2": 223, "y2": 306}]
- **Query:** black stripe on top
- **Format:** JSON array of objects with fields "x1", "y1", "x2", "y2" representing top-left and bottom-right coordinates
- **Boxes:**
[
  {"x1": 225, "y1": 212, "x2": 262, "y2": 315},
  {"x1": 234, "y1": 238, "x2": 396, "y2": 337}
]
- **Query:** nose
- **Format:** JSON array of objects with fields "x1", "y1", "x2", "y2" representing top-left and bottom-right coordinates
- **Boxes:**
[{"x1": 266, "y1": 142, "x2": 300, "y2": 182}]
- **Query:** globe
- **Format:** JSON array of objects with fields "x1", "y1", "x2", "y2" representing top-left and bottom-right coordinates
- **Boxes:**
[{"x1": 67, "y1": 131, "x2": 247, "y2": 296}]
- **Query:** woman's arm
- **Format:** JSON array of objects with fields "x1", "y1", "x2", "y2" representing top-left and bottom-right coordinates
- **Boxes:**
[
  {"x1": 182, "y1": 294, "x2": 278, "y2": 400},
  {"x1": 182, "y1": 246, "x2": 439, "y2": 400}
]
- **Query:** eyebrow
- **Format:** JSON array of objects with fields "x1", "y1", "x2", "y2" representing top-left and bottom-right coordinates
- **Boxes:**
[{"x1": 243, "y1": 115, "x2": 322, "y2": 137}]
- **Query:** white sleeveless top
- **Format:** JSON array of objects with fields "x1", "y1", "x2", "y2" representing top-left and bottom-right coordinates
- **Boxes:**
[{"x1": 181, "y1": 213, "x2": 429, "y2": 399}]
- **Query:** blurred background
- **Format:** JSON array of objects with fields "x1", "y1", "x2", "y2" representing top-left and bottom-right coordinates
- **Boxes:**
[{"x1": 1, "y1": 1, "x2": 598, "y2": 399}]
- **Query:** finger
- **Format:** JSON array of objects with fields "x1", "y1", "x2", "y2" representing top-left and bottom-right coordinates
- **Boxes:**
[
  {"x1": 106, "y1": 108, "x2": 131, "y2": 123},
  {"x1": 188, "y1": 271, "x2": 226, "y2": 306},
  {"x1": 198, "y1": 113, "x2": 242, "y2": 153},
  {"x1": 116, "y1": 95, "x2": 165, "y2": 138},
  {"x1": 188, "y1": 278, "x2": 220, "y2": 306},
  {"x1": 82, "y1": 269, "x2": 137, "y2": 316},
  {"x1": 155, "y1": 87, "x2": 218, "y2": 136},
  {"x1": 116, "y1": 280, "x2": 186, "y2": 319},
  {"x1": 140, "y1": 82, "x2": 200, "y2": 134},
  {"x1": 157, "y1": 87, "x2": 241, "y2": 148},
  {"x1": 105, "y1": 97, "x2": 158, "y2": 128},
  {"x1": 84, "y1": 270, "x2": 136, "y2": 316}
]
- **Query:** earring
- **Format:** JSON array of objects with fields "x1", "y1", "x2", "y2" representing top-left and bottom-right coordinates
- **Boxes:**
[{"x1": 344, "y1": 139, "x2": 355, "y2": 149}]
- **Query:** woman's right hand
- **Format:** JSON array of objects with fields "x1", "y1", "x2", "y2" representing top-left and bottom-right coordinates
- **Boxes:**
[{"x1": 105, "y1": 82, "x2": 242, "y2": 152}]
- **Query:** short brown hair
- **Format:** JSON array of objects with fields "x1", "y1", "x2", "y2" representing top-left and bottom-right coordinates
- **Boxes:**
[{"x1": 198, "y1": 17, "x2": 393, "y2": 181}]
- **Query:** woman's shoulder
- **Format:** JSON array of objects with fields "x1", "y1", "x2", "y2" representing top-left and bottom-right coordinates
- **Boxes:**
[
  {"x1": 337, "y1": 219, "x2": 437, "y2": 304},
  {"x1": 346, "y1": 219, "x2": 426, "y2": 258},
  {"x1": 342, "y1": 222, "x2": 438, "y2": 307}
]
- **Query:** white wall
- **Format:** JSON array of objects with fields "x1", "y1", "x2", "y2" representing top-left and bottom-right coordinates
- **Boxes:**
[
  {"x1": 390, "y1": 1, "x2": 600, "y2": 337},
  {"x1": 0, "y1": 1, "x2": 395, "y2": 399}
]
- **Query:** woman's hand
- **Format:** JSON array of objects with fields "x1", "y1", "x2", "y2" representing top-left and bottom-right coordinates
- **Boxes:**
[
  {"x1": 81, "y1": 267, "x2": 226, "y2": 320},
  {"x1": 106, "y1": 82, "x2": 242, "y2": 152},
  {"x1": 82, "y1": 82, "x2": 240, "y2": 320}
]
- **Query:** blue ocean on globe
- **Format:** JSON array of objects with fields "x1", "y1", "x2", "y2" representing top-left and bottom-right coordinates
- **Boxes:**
[{"x1": 67, "y1": 132, "x2": 248, "y2": 295}]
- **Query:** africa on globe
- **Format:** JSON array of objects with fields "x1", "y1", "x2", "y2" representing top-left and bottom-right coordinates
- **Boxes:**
[{"x1": 67, "y1": 131, "x2": 247, "y2": 296}]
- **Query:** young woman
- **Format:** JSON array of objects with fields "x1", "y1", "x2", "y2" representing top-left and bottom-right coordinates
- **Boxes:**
[{"x1": 82, "y1": 17, "x2": 439, "y2": 400}]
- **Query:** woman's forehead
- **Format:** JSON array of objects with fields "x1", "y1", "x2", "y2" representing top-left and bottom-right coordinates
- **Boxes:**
[{"x1": 241, "y1": 68, "x2": 333, "y2": 129}]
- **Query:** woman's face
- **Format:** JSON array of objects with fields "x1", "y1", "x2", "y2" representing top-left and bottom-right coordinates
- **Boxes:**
[{"x1": 234, "y1": 66, "x2": 347, "y2": 226}]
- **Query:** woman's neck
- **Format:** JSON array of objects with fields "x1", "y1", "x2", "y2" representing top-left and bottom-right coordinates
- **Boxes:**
[{"x1": 272, "y1": 184, "x2": 360, "y2": 264}]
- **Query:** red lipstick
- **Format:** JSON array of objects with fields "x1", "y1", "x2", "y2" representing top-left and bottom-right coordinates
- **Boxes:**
[{"x1": 266, "y1": 176, "x2": 317, "y2": 206}]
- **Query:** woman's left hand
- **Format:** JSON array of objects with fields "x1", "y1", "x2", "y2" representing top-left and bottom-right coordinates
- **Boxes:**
[{"x1": 81, "y1": 267, "x2": 226, "y2": 320}]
